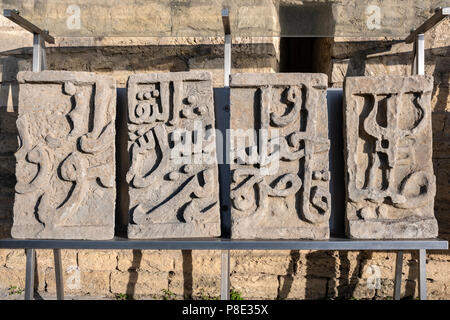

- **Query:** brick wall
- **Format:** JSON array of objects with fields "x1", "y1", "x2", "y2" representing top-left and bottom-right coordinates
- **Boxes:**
[{"x1": 0, "y1": 14, "x2": 448, "y2": 300}]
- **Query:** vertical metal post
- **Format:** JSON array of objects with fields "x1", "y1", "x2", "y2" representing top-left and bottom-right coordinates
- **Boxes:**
[
  {"x1": 418, "y1": 249, "x2": 427, "y2": 300},
  {"x1": 394, "y1": 251, "x2": 403, "y2": 300},
  {"x1": 53, "y1": 249, "x2": 64, "y2": 300},
  {"x1": 32, "y1": 33, "x2": 46, "y2": 72},
  {"x1": 220, "y1": 8, "x2": 231, "y2": 301},
  {"x1": 25, "y1": 32, "x2": 46, "y2": 301},
  {"x1": 24, "y1": 249, "x2": 36, "y2": 300},
  {"x1": 221, "y1": 250, "x2": 230, "y2": 300},
  {"x1": 224, "y1": 34, "x2": 231, "y2": 87},
  {"x1": 222, "y1": 8, "x2": 231, "y2": 88},
  {"x1": 412, "y1": 33, "x2": 425, "y2": 75}
]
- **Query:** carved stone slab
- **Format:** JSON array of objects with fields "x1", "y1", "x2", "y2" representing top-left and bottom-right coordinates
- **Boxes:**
[
  {"x1": 344, "y1": 76, "x2": 438, "y2": 239},
  {"x1": 127, "y1": 72, "x2": 220, "y2": 238},
  {"x1": 230, "y1": 73, "x2": 330, "y2": 239},
  {"x1": 12, "y1": 71, "x2": 116, "y2": 239}
]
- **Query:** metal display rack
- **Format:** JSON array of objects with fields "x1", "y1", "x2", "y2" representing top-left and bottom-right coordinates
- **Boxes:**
[
  {"x1": 0, "y1": 7, "x2": 448, "y2": 301},
  {"x1": 0, "y1": 238, "x2": 447, "y2": 301}
]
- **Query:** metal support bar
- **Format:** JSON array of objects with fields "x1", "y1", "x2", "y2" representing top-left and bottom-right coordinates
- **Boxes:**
[
  {"x1": 412, "y1": 33, "x2": 425, "y2": 75},
  {"x1": 394, "y1": 251, "x2": 403, "y2": 300},
  {"x1": 222, "y1": 8, "x2": 231, "y2": 87},
  {"x1": 0, "y1": 238, "x2": 447, "y2": 250},
  {"x1": 405, "y1": 7, "x2": 450, "y2": 44},
  {"x1": 53, "y1": 249, "x2": 64, "y2": 300},
  {"x1": 221, "y1": 250, "x2": 230, "y2": 300},
  {"x1": 3, "y1": 9, "x2": 55, "y2": 43},
  {"x1": 4, "y1": 9, "x2": 51, "y2": 72},
  {"x1": 33, "y1": 33, "x2": 46, "y2": 72},
  {"x1": 220, "y1": 9, "x2": 231, "y2": 300},
  {"x1": 24, "y1": 249, "x2": 35, "y2": 300},
  {"x1": 407, "y1": 7, "x2": 450, "y2": 75},
  {"x1": 418, "y1": 249, "x2": 427, "y2": 300}
]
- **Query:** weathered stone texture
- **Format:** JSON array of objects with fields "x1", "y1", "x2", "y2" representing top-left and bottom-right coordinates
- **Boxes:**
[
  {"x1": 230, "y1": 73, "x2": 330, "y2": 239},
  {"x1": 127, "y1": 71, "x2": 220, "y2": 238},
  {"x1": 110, "y1": 270, "x2": 168, "y2": 296},
  {"x1": 168, "y1": 273, "x2": 220, "y2": 298},
  {"x1": 0, "y1": 249, "x2": 6, "y2": 266},
  {"x1": 344, "y1": 75, "x2": 438, "y2": 239},
  {"x1": 78, "y1": 250, "x2": 118, "y2": 271},
  {"x1": 46, "y1": 269, "x2": 111, "y2": 295},
  {"x1": 11, "y1": 71, "x2": 116, "y2": 239},
  {"x1": 279, "y1": 276, "x2": 328, "y2": 300},
  {"x1": 117, "y1": 250, "x2": 176, "y2": 272},
  {"x1": 231, "y1": 274, "x2": 279, "y2": 299}
]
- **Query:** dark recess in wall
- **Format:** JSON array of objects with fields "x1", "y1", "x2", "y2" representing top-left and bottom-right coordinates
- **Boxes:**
[{"x1": 280, "y1": 37, "x2": 318, "y2": 72}]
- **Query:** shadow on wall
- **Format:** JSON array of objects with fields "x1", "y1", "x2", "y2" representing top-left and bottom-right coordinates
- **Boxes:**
[
  {"x1": 0, "y1": 55, "x2": 21, "y2": 239},
  {"x1": 44, "y1": 42, "x2": 278, "y2": 87},
  {"x1": 277, "y1": 250, "x2": 375, "y2": 300},
  {"x1": 278, "y1": 250, "x2": 423, "y2": 300},
  {"x1": 125, "y1": 249, "x2": 143, "y2": 299}
]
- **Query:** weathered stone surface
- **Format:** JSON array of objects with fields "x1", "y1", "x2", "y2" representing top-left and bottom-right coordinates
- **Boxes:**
[
  {"x1": 45, "y1": 268, "x2": 110, "y2": 295},
  {"x1": 0, "y1": 249, "x2": 6, "y2": 266},
  {"x1": 36, "y1": 249, "x2": 77, "y2": 269},
  {"x1": 230, "y1": 274, "x2": 279, "y2": 299},
  {"x1": 2, "y1": 0, "x2": 446, "y2": 38},
  {"x1": 78, "y1": 250, "x2": 117, "y2": 271},
  {"x1": 117, "y1": 250, "x2": 176, "y2": 272},
  {"x1": 278, "y1": 275, "x2": 328, "y2": 300},
  {"x1": 168, "y1": 272, "x2": 220, "y2": 298},
  {"x1": 0, "y1": 266, "x2": 26, "y2": 290},
  {"x1": 230, "y1": 73, "x2": 330, "y2": 239},
  {"x1": 11, "y1": 71, "x2": 116, "y2": 240},
  {"x1": 344, "y1": 75, "x2": 438, "y2": 239},
  {"x1": 127, "y1": 71, "x2": 220, "y2": 238},
  {"x1": 110, "y1": 270, "x2": 168, "y2": 296}
]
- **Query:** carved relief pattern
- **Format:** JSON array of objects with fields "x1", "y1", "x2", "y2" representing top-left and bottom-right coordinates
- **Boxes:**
[
  {"x1": 230, "y1": 74, "x2": 330, "y2": 239},
  {"x1": 12, "y1": 71, "x2": 116, "y2": 239},
  {"x1": 344, "y1": 76, "x2": 438, "y2": 239},
  {"x1": 126, "y1": 72, "x2": 220, "y2": 239}
]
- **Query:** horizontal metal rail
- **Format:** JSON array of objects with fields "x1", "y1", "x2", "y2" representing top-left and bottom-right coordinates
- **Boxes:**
[{"x1": 0, "y1": 237, "x2": 447, "y2": 250}]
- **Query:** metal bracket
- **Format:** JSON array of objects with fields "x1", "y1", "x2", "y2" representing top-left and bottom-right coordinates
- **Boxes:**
[
  {"x1": 3, "y1": 9, "x2": 54, "y2": 72},
  {"x1": 406, "y1": 7, "x2": 450, "y2": 75}
]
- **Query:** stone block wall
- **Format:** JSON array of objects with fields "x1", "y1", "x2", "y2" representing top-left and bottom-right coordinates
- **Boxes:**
[{"x1": 0, "y1": 12, "x2": 449, "y2": 300}]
